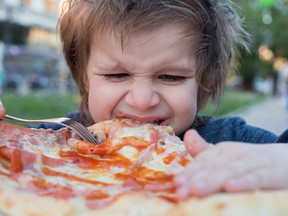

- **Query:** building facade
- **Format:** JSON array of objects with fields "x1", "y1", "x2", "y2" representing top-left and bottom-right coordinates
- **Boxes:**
[
  {"x1": 0, "y1": 0, "x2": 61, "y2": 47},
  {"x1": 0, "y1": 0, "x2": 74, "y2": 94}
]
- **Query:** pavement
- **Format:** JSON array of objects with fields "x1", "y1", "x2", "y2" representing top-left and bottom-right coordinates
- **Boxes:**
[{"x1": 227, "y1": 95, "x2": 287, "y2": 135}]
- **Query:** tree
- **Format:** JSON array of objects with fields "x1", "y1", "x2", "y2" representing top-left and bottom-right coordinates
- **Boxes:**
[{"x1": 235, "y1": 0, "x2": 288, "y2": 90}]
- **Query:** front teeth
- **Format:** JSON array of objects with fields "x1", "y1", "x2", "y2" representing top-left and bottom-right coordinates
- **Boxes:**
[{"x1": 153, "y1": 120, "x2": 162, "y2": 125}]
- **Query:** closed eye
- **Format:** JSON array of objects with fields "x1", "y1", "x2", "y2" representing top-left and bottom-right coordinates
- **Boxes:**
[
  {"x1": 158, "y1": 75, "x2": 187, "y2": 84},
  {"x1": 103, "y1": 73, "x2": 130, "y2": 81}
]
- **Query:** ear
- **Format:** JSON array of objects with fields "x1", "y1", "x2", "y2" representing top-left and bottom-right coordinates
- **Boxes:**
[{"x1": 183, "y1": 129, "x2": 210, "y2": 157}]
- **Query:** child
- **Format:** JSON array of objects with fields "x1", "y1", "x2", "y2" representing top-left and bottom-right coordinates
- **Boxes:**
[{"x1": 1, "y1": 0, "x2": 288, "y2": 199}]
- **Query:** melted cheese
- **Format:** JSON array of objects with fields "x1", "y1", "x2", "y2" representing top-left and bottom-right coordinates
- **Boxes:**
[
  {"x1": 0, "y1": 118, "x2": 193, "y2": 206},
  {"x1": 142, "y1": 150, "x2": 186, "y2": 174},
  {"x1": 115, "y1": 126, "x2": 151, "y2": 141},
  {"x1": 117, "y1": 146, "x2": 139, "y2": 161}
]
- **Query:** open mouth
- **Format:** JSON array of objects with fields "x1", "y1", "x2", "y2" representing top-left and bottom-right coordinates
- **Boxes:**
[
  {"x1": 116, "y1": 114, "x2": 169, "y2": 126},
  {"x1": 152, "y1": 120, "x2": 162, "y2": 125},
  {"x1": 152, "y1": 119, "x2": 168, "y2": 126}
]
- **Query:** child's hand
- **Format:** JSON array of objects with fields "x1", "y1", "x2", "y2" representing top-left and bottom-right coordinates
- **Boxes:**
[
  {"x1": 174, "y1": 129, "x2": 288, "y2": 199},
  {"x1": 0, "y1": 88, "x2": 5, "y2": 119}
]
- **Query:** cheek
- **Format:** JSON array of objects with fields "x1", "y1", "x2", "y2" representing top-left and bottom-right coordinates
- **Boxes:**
[
  {"x1": 170, "y1": 85, "x2": 198, "y2": 135},
  {"x1": 169, "y1": 84, "x2": 197, "y2": 112},
  {"x1": 174, "y1": 96, "x2": 197, "y2": 131},
  {"x1": 88, "y1": 86, "x2": 112, "y2": 122},
  {"x1": 87, "y1": 84, "x2": 125, "y2": 122},
  {"x1": 174, "y1": 108, "x2": 197, "y2": 136},
  {"x1": 88, "y1": 90, "x2": 101, "y2": 122}
]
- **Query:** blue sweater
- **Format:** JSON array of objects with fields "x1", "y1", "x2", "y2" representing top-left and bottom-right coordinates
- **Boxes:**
[
  {"x1": 194, "y1": 117, "x2": 286, "y2": 144},
  {"x1": 34, "y1": 113, "x2": 288, "y2": 144}
]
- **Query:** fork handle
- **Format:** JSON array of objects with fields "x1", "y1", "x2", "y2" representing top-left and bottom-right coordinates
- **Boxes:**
[{"x1": 5, "y1": 115, "x2": 70, "y2": 124}]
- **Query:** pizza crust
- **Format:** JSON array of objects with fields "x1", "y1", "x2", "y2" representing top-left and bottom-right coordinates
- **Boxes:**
[
  {"x1": 0, "y1": 182, "x2": 81, "y2": 216},
  {"x1": 83, "y1": 192, "x2": 174, "y2": 216},
  {"x1": 166, "y1": 190, "x2": 288, "y2": 216},
  {"x1": 2, "y1": 183, "x2": 288, "y2": 216},
  {"x1": 0, "y1": 180, "x2": 173, "y2": 216}
]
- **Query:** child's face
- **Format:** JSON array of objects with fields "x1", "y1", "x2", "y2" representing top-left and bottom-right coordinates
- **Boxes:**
[{"x1": 87, "y1": 24, "x2": 198, "y2": 135}]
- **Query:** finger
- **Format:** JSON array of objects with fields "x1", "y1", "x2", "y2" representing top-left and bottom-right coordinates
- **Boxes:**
[
  {"x1": 0, "y1": 87, "x2": 6, "y2": 119},
  {"x1": 224, "y1": 170, "x2": 267, "y2": 192},
  {"x1": 224, "y1": 168, "x2": 288, "y2": 192},
  {"x1": 183, "y1": 129, "x2": 210, "y2": 157},
  {"x1": 185, "y1": 159, "x2": 253, "y2": 197},
  {"x1": 174, "y1": 130, "x2": 211, "y2": 187},
  {"x1": 175, "y1": 145, "x2": 258, "y2": 198},
  {"x1": 174, "y1": 145, "x2": 222, "y2": 198},
  {"x1": 0, "y1": 87, "x2": 2, "y2": 102},
  {"x1": 173, "y1": 158, "x2": 204, "y2": 186}
]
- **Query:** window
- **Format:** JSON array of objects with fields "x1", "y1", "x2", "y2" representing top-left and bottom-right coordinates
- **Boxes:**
[
  {"x1": 45, "y1": 0, "x2": 56, "y2": 14},
  {"x1": 20, "y1": 0, "x2": 31, "y2": 7}
]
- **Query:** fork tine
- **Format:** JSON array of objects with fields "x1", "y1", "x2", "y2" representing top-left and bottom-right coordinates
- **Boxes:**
[
  {"x1": 5, "y1": 114, "x2": 100, "y2": 145},
  {"x1": 70, "y1": 123, "x2": 96, "y2": 143},
  {"x1": 65, "y1": 122, "x2": 99, "y2": 144},
  {"x1": 62, "y1": 119, "x2": 100, "y2": 144},
  {"x1": 62, "y1": 120, "x2": 90, "y2": 141}
]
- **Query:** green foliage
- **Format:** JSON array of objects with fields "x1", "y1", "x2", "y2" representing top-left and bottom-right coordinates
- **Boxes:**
[
  {"x1": 200, "y1": 90, "x2": 265, "y2": 117},
  {"x1": 257, "y1": 0, "x2": 276, "y2": 8},
  {"x1": 234, "y1": 1, "x2": 288, "y2": 89},
  {"x1": 2, "y1": 93, "x2": 80, "y2": 119}
]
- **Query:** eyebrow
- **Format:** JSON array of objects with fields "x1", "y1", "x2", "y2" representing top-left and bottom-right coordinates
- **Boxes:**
[
  {"x1": 92, "y1": 63, "x2": 120, "y2": 72},
  {"x1": 157, "y1": 65, "x2": 195, "y2": 74},
  {"x1": 92, "y1": 61, "x2": 195, "y2": 75}
]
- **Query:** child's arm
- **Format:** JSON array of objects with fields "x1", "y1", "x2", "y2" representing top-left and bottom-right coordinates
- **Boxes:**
[{"x1": 174, "y1": 129, "x2": 288, "y2": 199}]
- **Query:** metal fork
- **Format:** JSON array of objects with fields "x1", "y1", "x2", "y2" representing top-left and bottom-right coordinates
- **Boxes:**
[{"x1": 5, "y1": 114, "x2": 99, "y2": 144}]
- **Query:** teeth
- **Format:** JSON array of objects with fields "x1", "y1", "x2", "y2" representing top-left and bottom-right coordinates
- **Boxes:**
[{"x1": 153, "y1": 120, "x2": 161, "y2": 125}]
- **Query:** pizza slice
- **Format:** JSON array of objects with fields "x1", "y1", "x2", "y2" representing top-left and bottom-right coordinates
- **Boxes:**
[
  {"x1": 1, "y1": 118, "x2": 288, "y2": 216},
  {"x1": 0, "y1": 118, "x2": 191, "y2": 215}
]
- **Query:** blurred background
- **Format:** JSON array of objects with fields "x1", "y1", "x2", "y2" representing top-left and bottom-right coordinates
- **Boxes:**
[
  {"x1": 0, "y1": 0, "x2": 288, "y2": 132},
  {"x1": 0, "y1": 0, "x2": 75, "y2": 95}
]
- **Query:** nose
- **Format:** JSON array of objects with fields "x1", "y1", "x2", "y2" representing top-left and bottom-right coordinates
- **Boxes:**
[{"x1": 125, "y1": 83, "x2": 160, "y2": 110}]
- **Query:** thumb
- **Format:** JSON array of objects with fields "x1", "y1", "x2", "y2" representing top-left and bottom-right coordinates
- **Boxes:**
[{"x1": 183, "y1": 129, "x2": 209, "y2": 157}]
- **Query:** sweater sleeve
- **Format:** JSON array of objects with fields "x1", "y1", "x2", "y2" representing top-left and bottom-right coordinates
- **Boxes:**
[
  {"x1": 196, "y1": 116, "x2": 278, "y2": 144},
  {"x1": 29, "y1": 112, "x2": 80, "y2": 130},
  {"x1": 276, "y1": 129, "x2": 288, "y2": 143}
]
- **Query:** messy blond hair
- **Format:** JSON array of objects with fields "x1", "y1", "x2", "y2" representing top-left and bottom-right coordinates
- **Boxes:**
[{"x1": 58, "y1": 0, "x2": 250, "y2": 125}]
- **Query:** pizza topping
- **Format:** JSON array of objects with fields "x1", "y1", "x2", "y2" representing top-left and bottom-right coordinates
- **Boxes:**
[{"x1": 0, "y1": 118, "x2": 193, "y2": 211}]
